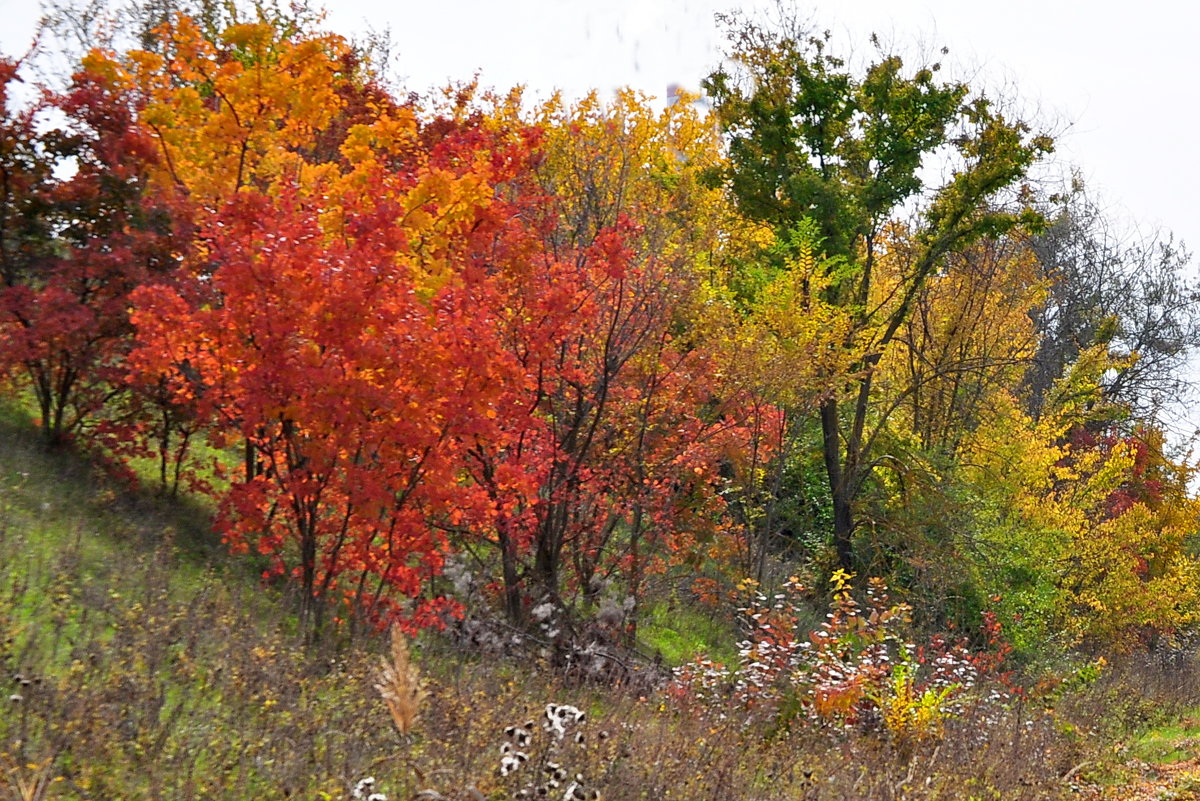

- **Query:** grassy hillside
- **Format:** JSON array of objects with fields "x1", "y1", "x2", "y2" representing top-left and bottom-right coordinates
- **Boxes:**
[
  {"x1": 0, "y1": 410, "x2": 378, "y2": 797},
  {"x1": 3, "y1": 409, "x2": 1200, "y2": 800}
]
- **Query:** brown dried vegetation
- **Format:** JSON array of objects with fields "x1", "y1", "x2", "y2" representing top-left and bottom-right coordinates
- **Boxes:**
[
  {"x1": 1, "y1": 420, "x2": 1199, "y2": 800},
  {"x1": 376, "y1": 626, "x2": 426, "y2": 736}
]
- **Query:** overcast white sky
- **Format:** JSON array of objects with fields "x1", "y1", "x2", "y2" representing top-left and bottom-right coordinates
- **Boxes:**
[
  {"x1": 3, "y1": 0, "x2": 1195, "y2": 249},
  {"x1": 316, "y1": 0, "x2": 1195, "y2": 255},
  {"x1": 3, "y1": 0, "x2": 1199, "y2": 428}
]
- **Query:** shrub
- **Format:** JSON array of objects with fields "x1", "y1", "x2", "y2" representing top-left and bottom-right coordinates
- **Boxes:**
[{"x1": 672, "y1": 571, "x2": 1016, "y2": 744}]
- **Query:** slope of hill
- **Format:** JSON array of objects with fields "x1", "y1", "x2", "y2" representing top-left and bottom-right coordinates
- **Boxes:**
[{"x1": 3, "y1": 407, "x2": 1200, "y2": 801}]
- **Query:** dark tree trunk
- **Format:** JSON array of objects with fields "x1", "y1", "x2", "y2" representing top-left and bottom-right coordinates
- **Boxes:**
[
  {"x1": 820, "y1": 397, "x2": 855, "y2": 571},
  {"x1": 498, "y1": 521, "x2": 523, "y2": 625}
]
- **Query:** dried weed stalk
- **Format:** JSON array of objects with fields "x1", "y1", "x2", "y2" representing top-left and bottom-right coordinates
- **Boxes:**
[{"x1": 375, "y1": 626, "x2": 426, "y2": 735}]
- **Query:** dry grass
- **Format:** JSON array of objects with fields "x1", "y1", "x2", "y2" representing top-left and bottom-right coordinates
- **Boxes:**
[
  {"x1": 375, "y1": 626, "x2": 426, "y2": 736},
  {"x1": 2, "y1": 755, "x2": 60, "y2": 801},
  {"x1": 2, "y1": 413, "x2": 1198, "y2": 800}
]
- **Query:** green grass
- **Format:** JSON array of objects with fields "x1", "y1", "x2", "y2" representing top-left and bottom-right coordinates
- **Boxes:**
[
  {"x1": 0, "y1": 401, "x2": 276, "y2": 667},
  {"x1": 0, "y1": 400, "x2": 258, "y2": 580},
  {"x1": 0, "y1": 409, "x2": 383, "y2": 797},
  {"x1": 1127, "y1": 708, "x2": 1200, "y2": 765},
  {"x1": 638, "y1": 596, "x2": 737, "y2": 666}
]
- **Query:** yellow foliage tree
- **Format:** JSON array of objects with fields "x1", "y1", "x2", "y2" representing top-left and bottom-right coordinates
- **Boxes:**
[
  {"x1": 963, "y1": 349, "x2": 1200, "y2": 651},
  {"x1": 85, "y1": 13, "x2": 351, "y2": 202}
]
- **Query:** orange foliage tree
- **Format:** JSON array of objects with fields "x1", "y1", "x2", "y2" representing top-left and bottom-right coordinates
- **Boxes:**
[
  {"x1": 128, "y1": 104, "x2": 539, "y2": 634},
  {"x1": 453, "y1": 89, "x2": 769, "y2": 629}
]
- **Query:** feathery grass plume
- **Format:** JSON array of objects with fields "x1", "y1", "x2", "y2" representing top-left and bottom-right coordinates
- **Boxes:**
[{"x1": 375, "y1": 625, "x2": 426, "y2": 735}]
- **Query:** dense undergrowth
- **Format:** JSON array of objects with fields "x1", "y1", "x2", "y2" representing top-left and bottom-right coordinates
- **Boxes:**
[
  {"x1": 3, "y1": 417, "x2": 1200, "y2": 801},
  {"x1": 3, "y1": 6, "x2": 1200, "y2": 793}
]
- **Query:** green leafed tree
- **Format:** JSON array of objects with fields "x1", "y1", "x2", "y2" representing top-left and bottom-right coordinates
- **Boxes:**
[{"x1": 704, "y1": 12, "x2": 1052, "y2": 570}]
